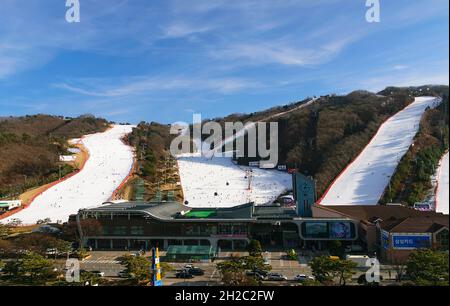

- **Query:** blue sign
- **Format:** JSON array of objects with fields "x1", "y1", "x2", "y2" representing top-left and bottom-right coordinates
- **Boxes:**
[
  {"x1": 392, "y1": 234, "x2": 431, "y2": 249},
  {"x1": 381, "y1": 231, "x2": 389, "y2": 250}
]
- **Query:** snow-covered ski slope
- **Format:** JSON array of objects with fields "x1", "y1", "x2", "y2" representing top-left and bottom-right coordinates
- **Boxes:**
[
  {"x1": 436, "y1": 152, "x2": 449, "y2": 215},
  {"x1": 1, "y1": 125, "x2": 135, "y2": 225},
  {"x1": 177, "y1": 101, "x2": 318, "y2": 208},
  {"x1": 319, "y1": 96, "x2": 442, "y2": 206},
  {"x1": 177, "y1": 152, "x2": 291, "y2": 208}
]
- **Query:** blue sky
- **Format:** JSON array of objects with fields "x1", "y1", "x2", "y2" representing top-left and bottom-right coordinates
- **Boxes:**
[{"x1": 0, "y1": 0, "x2": 448, "y2": 123}]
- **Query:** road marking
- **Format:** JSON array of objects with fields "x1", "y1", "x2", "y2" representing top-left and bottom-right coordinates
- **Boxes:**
[{"x1": 210, "y1": 269, "x2": 218, "y2": 280}]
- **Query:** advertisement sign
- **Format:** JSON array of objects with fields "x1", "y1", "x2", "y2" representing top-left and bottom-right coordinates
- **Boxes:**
[
  {"x1": 392, "y1": 234, "x2": 431, "y2": 250},
  {"x1": 329, "y1": 222, "x2": 352, "y2": 239},
  {"x1": 301, "y1": 221, "x2": 357, "y2": 240},
  {"x1": 304, "y1": 222, "x2": 328, "y2": 238}
]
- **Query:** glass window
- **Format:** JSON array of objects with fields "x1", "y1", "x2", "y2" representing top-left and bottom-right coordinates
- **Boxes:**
[
  {"x1": 436, "y1": 230, "x2": 449, "y2": 250},
  {"x1": 130, "y1": 226, "x2": 144, "y2": 235},
  {"x1": 113, "y1": 226, "x2": 127, "y2": 235}
]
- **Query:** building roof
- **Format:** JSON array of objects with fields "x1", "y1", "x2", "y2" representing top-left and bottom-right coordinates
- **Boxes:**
[
  {"x1": 314, "y1": 204, "x2": 444, "y2": 222},
  {"x1": 380, "y1": 216, "x2": 448, "y2": 233},
  {"x1": 254, "y1": 205, "x2": 297, "y2": 219},
  {"x1": 80, "y1": 201, "x2": 256, "y2": 221},
  {"x1": 313, "y1": 204, "x2": 448, "y2": 234},
  {"x1": 79, "y1": 201, "x2": 302, "y2": 222}
]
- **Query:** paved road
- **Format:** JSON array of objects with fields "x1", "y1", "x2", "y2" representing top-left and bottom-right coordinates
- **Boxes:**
[
  {"x1": 65, "y1": 251, "x2": 400, "y2": 286},
  {"x1": 72, "y1": 251, "x2": 314, "y2": 285}
]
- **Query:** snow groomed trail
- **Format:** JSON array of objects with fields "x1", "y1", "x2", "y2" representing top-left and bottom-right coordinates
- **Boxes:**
[
  {"x1": 319, "y1": 96, "x2": 442, "y2": 206},
  {"x1": 1, "y1": 125, "x2": 135, "y2": 225},
  {"x1": 177, "y1": 152, "x2": 291, "y2": 208},
  {"x1": 435, "y1": 152, "x2": 449, "y2": 215}
]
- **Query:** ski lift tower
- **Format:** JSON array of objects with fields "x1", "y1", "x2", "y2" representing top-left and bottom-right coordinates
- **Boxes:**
[
  {"x1": 246, "y1": 170, "x2": 253, "y2": 190},
  {"x1": 246, "y1": 169, "x2": 253, "y2": 203}
]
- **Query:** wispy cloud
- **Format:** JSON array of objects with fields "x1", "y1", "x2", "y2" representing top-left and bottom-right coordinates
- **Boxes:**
[
  {"x1": 53, "y1": 76, "x2": 262, "y2": 97},
  {"x1": 392, "y1": 65, "x2": 409, "y2": 71},
  {"x1": 162, "y1": 23, "x2": 213, "y2": 38},
  {"x1": 210, "y1": 33, "x2": 359, "y2": 67}
]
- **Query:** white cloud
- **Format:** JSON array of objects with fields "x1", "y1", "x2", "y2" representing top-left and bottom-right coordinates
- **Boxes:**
[
  {"x1": 392, "y1": 65, "x2": 409, "y2": 71},
  {"x1": 210, "y1": 35, "x2": 357, "y2": 67},
  {"x1": 53, "y1": 76, "x2": 262, "y2": 97},
  {"x1": 163, "y1": 23, "x2": 213, "y2": 38}
]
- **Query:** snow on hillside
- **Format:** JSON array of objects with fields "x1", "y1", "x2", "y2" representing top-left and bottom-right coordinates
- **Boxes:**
[
  {"x1": 436, "y1": 152, "x2": 449, "y2": 215},
  {"x1": 177, "y1": 152, "x2": 291, "y2": 208},
  {"x1": 1, "y1": 125, "x2": 135, "y2": 225},
  {"x1": 319, "y1": 96, "x2": 442, "y2": 206},
  {"x1": 177, "y1": 100, "x2": 313, "y2": 208}
]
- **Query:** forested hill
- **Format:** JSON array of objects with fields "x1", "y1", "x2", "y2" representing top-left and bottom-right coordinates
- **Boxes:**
[
  {"x1": 231, "y1": 90, "x2": 414, "y2": 195},
  {"x1": 0, "y1": 115, "x2": 109, "y2": 199},
  {"x1": 202, "y1": 86, "x2": 447, "y2": 196}
]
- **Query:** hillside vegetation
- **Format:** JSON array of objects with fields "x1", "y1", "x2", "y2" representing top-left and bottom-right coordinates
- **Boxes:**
[
  {"x1": 124, "y1": 122, "x2": 182, "y2": 201},
  {"x1": 0, "y1": 115, "x2": 109, "y2": 199},
  {"x1": 214, "y1": 90, "x2": 414, "y2": 196}
]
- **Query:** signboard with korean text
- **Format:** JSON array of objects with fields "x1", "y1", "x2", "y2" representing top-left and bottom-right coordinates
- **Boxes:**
[{"x1": 391, "y1": 233, "x2": 431, "y2": 250}]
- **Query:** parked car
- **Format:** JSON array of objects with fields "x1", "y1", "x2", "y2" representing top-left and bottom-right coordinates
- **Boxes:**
[
  {"x1": 117, "y1": 271, "x2": 128, "y2": 278},
  {"x1": 246, "y1": 271, "x2": 265, "y2": 281},
  {"x1": 187, "y1": 267, "x2": 205, "y2": 276},
  {"x1": 92, "y1": 270, "x2": 105, "y2": 277},
  {"x1": 176, "y1": 271, "x2": 194, "y2": 279},
  {"x1": 253, "y1": 269, "x2": 269, "y2": 277},
  {"x1": 267, "y1": 273, "x2": 287, "y2": 281},
  {"x1": 45, "y1": 248, "x2": 58, "y2": 256},
  {"x1": 294, "y1": 274, "x2": 315, "y2": 282}
]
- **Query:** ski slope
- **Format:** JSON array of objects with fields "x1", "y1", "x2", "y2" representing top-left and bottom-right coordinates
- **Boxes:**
[
  {"x1": 1, "y1": 125, "x2": 135, "y2": 225},
  {"x1": 435, "y1": 152, "x2": 449, "y2": 215},
  {"x1": 177, "y1": 152, "x2": 291, "y2": 208},
  {"x1": 177, "y1": 100, "x2": 315, "y2": 208},
  {"x1": 319, "y1": 96, "x2": 441, "y2": 206}
]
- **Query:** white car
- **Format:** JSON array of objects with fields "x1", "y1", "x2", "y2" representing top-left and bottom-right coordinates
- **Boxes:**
[
  {"x1": 294, "y1": 274, "x2": 315, "y2": 282},
  {"x1": 45, "y1": 248, "x2": 58, "y2": 256}
]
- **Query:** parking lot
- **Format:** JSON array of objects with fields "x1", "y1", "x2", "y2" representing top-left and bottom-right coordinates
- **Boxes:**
[{"x1": 66, "y1": 250, "x2": 314, "y2": 286}]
